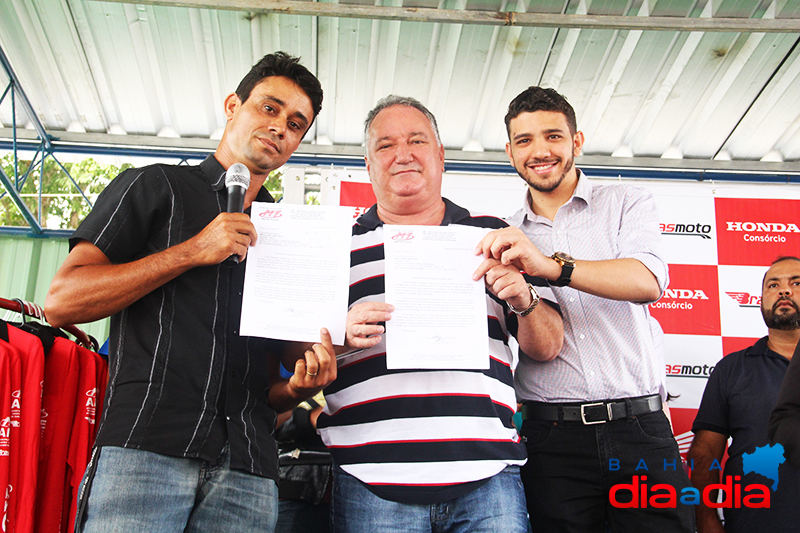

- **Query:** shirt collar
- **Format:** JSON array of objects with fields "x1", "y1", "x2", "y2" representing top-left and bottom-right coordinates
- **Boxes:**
[
  {"x1": 572, "y1": 169, "x2": 592, "y2": 205},
  {"x1": 199, "y1": 155, "x2": 274, "y2": 203},
  {"x1": 200, "y1": 155, "x2": 227, "y2": 191},
  {"x1": 357, "y1": 197, "x2": 469, "y2": 229},
  {"x1": 746, "y1": 336, "x2": 788, "y2": 363},
  {"x1": 522, "y1": 168, "x2": 589, "y2": 222}
]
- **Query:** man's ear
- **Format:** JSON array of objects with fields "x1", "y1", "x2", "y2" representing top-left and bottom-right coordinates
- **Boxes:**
[
  {"x1": 224, "y1": 92, "x2": 241, "y2": 121},
  {"x1": 573, "y1": 131, "x2": 585, "y2": 157}
]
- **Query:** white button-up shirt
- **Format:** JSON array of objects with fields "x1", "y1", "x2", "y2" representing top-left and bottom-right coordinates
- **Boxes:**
[{"x1": 507, "y1": 172, "x2": 669, "y2": 403}]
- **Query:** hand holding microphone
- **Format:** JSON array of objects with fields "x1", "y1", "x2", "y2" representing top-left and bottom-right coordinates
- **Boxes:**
[
  {"x1": 226, "y1": 163, "x2": 251, "y2": 264},
  {"x1": 226, "y1": 163, "x2": 250, "y2": 215}
]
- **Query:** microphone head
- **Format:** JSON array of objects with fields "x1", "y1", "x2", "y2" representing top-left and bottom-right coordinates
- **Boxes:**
[{"x1": 225, "y1": 163, "x2": 250, "y2": 189}]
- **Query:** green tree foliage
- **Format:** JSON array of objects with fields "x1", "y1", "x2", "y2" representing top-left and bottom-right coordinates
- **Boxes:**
[
  {"x1": 0, "y1": 154, "x2": 298, "y2": 229},
  {"x1": 265, "y1": 168, "x2": 283, "y2": 202},
  {"x1": 0, "y1": 154, "x2": 132, "y2": 229}
]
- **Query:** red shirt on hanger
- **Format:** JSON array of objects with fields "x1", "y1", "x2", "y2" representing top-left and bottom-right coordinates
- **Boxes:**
[
  {"x1": 34, "y1": 337, "x2": 80, "y2": 533},
  {"x1": 64, "y1": 344, "x2": 102, "y2": 532},
  {"x1": 0, "y1": 340, "x2": 19, "y2": 533},
  {"x1": 6, "y1": 324, "x2": 45, "y2": 533}
]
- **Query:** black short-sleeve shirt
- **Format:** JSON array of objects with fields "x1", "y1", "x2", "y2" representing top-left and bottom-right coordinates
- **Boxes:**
[
  {"x1": 71, "y1": 155, "x2": 281, "y2": 480},
  {"x1": 692, "y1": 337, "x2": 800, "y2": 532}
]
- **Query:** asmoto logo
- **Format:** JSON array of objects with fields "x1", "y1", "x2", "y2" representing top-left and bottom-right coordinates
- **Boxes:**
[
  {"x1": 665, "y1": 364, "x2": 714, "y2": 378},
  {"x1": 651, "y1": 289, "x2": 709, "y2": 310},
  {"x1": 660, "y1": 223, "x2": 712, "y2": 239}
]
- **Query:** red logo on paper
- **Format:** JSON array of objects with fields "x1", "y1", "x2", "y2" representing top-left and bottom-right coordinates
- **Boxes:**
[
  {"x1": 650, "y1": 264, "x2": 721, "y2": 336},
  {"x1": 715, "y1": 198, "x2": 800, "y2": 266},
  {"x1": 257, "y1": 208, "x2": 283, "y2": 219},
  {"x1": 391, "y1": 232, "x2": 414, "y2": 241},
  {"x1": 725, "y1": 292, "x2": 761, "y2": 308}
]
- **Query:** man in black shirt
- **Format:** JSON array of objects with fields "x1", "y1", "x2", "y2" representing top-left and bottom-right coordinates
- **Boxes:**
[
  {"x1": 688, "y1": 256, "x2": 800, "y2": 533},
  {"x1": 45, "y1": 52, "x2": 335, "y2": 532}
]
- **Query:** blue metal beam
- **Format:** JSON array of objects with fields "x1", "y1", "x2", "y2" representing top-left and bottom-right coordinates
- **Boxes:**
[
  {"x1": 0, "y1": 46, "x2": 51, "y2": 150},
  {"x1": 0, "y1": 43, "x2": 92, "y2": 234},
  {"x1": 4, "y1": 135, "x2": 800, "y2": 184}
]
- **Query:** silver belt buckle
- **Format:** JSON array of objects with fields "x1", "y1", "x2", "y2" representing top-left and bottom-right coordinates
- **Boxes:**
[{"x1": 580, "y1": 402, "x2": 611, "y2": 425}]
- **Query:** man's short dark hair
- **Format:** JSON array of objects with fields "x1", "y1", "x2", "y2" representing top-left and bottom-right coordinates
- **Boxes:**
[
  {"x1": 772, "y1": 256, "x2": 800, "y2": 266},
  {"x1": 235, "y1": 51, "x2": 323, "y2": 121},
  {"x1": 504, "y1": 86, "x2": 577, "y2": 137},
  {"x1": 762, "y1": 256, "x2": 800, "y2": 286}
]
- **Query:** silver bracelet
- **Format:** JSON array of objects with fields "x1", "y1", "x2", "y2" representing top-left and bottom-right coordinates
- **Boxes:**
[{"x1": 509, "y1": 283, "x2": 540, "y2": 317}]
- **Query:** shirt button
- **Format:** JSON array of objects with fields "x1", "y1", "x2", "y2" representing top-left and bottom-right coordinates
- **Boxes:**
[
  {"x1": 579, "y1": 334, "x2": 585, "y2": 340},
  {"x1": 226, "y1": 416, "x2": 231, "y2": 421},
  {"x1": 230, "y1": 371, "x2": 236, "y2": 379},
  {"x1": 590, "y1": 371, "x2": 595, "y2": 377},
  {"x1": 569, "y1": 297, "x2": 575, "y2": 302}
]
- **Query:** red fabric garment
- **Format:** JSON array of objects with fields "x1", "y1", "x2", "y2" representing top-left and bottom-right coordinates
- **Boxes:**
[
  {"x1": 6, "y1": 325, "x2": 45, "y2": 533},
  {"x1": 63, "y1": 345, "x2": 100, "y2": 533},
  {"x1": 4, "y1": 340, "x2": 21, "y2": 533},
  {"x1": 0, "y1": 342, "x2": 16, "y2": 531},
  {"x1": 92, "y1": 352, "x2": 107, "y2": 440},
  {"x1": 34, "y1": 338, "x2": 80, "y2": 533}
]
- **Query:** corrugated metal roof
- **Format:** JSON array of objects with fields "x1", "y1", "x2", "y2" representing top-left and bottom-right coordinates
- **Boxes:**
[{"x1": 1, "y1": 0, "x2": 800, "y2": 166}]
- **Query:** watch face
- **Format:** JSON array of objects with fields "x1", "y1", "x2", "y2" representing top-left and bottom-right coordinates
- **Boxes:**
[{"x1": 553, "y1": 252, "x2": 575, "y2": 264}]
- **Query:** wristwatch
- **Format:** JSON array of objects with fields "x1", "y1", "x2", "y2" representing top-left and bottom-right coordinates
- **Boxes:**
[
  {"x1": 550, "y1": 252, "x2": 576, "y2": 287},
  {"x1": 509, "y1": 283, "x2": 540, "y2": 317}
]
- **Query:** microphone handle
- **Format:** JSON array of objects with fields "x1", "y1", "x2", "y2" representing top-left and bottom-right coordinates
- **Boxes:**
[
  {"x1": 226, "y1": 185, "x2": 248, "y2": 264},
  {"x1": 227, "y1": 185, "x2": 247, "y2": 213}
]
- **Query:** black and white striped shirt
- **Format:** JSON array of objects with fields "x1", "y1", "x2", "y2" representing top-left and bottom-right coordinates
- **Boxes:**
[{"x1": 317, "y1": 199, "x2": 557, "y2": 504}]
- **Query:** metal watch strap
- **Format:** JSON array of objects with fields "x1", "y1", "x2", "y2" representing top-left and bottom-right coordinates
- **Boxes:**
[{"x1": 509, "y1": 283, "x2": 540, "y2": 317}]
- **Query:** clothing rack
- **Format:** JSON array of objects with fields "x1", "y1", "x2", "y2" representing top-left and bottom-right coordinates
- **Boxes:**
[{"x1": 0, "y1": 296, "x2": 96, "y2": 350}]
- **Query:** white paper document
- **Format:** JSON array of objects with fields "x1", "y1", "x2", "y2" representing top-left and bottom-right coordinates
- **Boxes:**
[
  {"x1": 383, "y1": 225, "x2": 490, "y2": 369},
  {"x1": 240, "y1": 203, "x2": 354, "y2": 344}
]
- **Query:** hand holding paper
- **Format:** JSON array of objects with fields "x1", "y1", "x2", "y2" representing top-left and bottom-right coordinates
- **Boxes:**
[
  {"x1": 240, "y1": 203, "x2": 354, "y2": 344},
  {"x1": 383, "y1": 224, "x2": 490, "y2": 369}
]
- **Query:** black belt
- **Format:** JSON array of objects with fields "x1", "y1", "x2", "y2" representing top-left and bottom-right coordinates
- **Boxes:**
[{"x1": 520, "y1": 394, "x2": 662, "y2": 425}]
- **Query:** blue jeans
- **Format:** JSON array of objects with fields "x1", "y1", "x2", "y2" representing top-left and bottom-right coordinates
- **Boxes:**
[
  {"x1": 331, "y1": 465, "x2": 528, "y2": 533},
  {"x1": 520, "y1": 410, "x2": 695, "y2": 533},
  {"x1": 76, "y1": 445, "x2": 278, "y2": 533}
]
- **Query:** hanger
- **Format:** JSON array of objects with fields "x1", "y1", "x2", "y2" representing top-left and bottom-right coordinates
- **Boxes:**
[{"x1": 0, "y1": 297, "x2": 96, "y2": 350}]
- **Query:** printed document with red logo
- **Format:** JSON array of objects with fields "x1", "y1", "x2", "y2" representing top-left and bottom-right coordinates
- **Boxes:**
[
  {"x1": 383, "y1": 225, "x2": 490, "y2": 370},
  {"x1": 240, "y1": 203, "x2": 355, "y2": 344}
]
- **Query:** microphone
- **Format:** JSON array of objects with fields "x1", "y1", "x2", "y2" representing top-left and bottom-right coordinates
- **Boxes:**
[
  {"x1": 225, "y1": 163, "x2": 251, "y2": 264},
  {"x1": 226, "y1": 163, "x2": 250, "y2": 214}
]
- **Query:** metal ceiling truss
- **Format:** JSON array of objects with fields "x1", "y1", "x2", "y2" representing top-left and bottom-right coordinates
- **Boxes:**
[
  {"x1": 96, "y1": 0, "x2": 800, "y2": 33},
  {"x1": 3, "y1": 2, "x2": 800, "y2": 238},
  {"x1": 0, "y1": 44, "x2": 92, "y2": 236}
]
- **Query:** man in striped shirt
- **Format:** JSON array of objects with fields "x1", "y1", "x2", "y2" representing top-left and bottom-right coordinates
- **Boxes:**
[
  {"x1": 316, "y1": 95, "x2": 564, "y2": 532},
  {"x1": 476, "y1": 86, "x2": 694, "y2": 532},
  {"x1": 45, "y1": 52, "x2": 336, "y2": 532}
]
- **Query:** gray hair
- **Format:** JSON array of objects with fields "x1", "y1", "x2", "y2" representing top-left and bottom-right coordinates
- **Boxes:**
[{"x1": 363, "y1": 95, "x2": 442, "y2": 148}]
